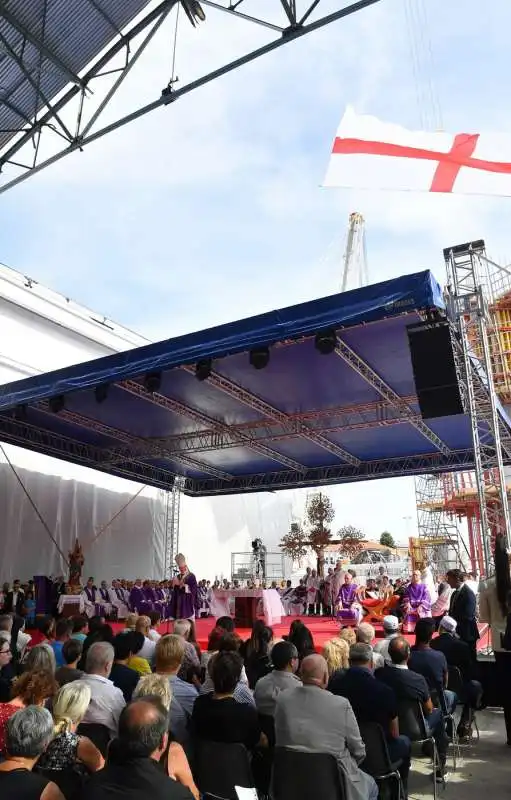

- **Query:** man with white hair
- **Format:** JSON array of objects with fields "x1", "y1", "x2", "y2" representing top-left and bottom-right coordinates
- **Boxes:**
[
  {"x1": 373, "y1": 615, "x2": 400, "y2": 665},
  {"x1": 0, "y1": 706, "x2": 64, "y2": 799},
  {"x1": 81, "y1": 641, "x2": 126, "y2": 736},
  {"x1": 355, "y1": 623, "x2": 384, "y2": 669},
  {"x1": 275, "y1": 653, "x2": 378, "y2": 800}
]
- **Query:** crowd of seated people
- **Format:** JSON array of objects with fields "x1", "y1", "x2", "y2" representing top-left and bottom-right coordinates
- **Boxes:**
[
  {"x1": 0, "y1": 564, "x2": 485, "y2": 798},
  {"x1": 0, "y1": 599, "x2": 485, "y2": 798}
]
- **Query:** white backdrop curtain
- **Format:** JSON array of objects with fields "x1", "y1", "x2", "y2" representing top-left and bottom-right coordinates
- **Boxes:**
[{"x1": 0, "y1": 458, "x2": 165, "y2": 584}]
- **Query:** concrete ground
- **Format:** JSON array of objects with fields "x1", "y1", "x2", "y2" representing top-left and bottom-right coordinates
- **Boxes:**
[{"x1": 409, "y1": 708, "x2": 510, "y2": 799}]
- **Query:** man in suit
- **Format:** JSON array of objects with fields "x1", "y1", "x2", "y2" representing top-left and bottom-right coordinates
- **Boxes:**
[
  {"x1": 446, "y1": 569, "x2": 479, "y2": 661},
  {"x1": 275, "y1": 653, "x2": 378, "y2": 800},
  {"x1": 3, "y1": 579, "x2": 25, "y2": 614}
]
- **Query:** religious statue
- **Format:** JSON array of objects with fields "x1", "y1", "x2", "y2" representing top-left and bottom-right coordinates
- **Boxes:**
[{"x1": 68, "y1": 539, "x2": 84, "y2": 591}]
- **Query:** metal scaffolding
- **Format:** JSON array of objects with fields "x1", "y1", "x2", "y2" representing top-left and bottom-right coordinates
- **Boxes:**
[
  {"x1": 0, "y1": 0, "x2": 382, "y2": 195},
  {"x1": 444, "y1": 240, "x2": 511, "y2": 572},
  {"x1": 414, "y1": 473, "x2": 470, "y2": 574},
  {"x1": 163, "y1": 475, "x2": 186, "y2": 577}
]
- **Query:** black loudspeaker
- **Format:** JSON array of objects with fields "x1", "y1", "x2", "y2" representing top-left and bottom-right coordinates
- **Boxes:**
[{"x1": 407, "y1": 321, "x2": 464, "y2": 420}]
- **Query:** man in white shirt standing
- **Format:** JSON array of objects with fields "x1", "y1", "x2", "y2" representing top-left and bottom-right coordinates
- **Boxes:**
[{"x1": 81, "y1": 641, "x2": 126, "y2": 737}]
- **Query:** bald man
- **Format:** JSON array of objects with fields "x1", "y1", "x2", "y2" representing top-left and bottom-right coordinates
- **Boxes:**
[
  {"x1": 83, "y1": 698, "x2": 193, "y2": 799},
  {"x1": 275, "y1": 654, "x2": 378, "y2": 800}
]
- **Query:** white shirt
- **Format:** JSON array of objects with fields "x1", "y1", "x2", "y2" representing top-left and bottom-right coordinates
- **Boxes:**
[
  {"x1": 138, "y1": 635, "x2": 156, "y2": 662},
  {"x1": 465, "y1": 579, "x2": 479, "y2": 595},
  {"x1": 81, "y1": 673, "x2": 125, "y2": 735}
]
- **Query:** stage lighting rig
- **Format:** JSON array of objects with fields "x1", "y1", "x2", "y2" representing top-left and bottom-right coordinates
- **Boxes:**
[
  {"x1": 195, "y1": 359, "x2": 212, "y2": 381},
  {"x1": 249, "y1": 347, "x2": 270, "y2": 370},
  {"x1": 49, "y1": 395, "x2": 65, "y2": 413},
  {"x1": 144, "y1": 371, "x2": 162, "y2": 394},
  {"x1": 315, "y1": 329, "x2": 337, "y2": 355}
]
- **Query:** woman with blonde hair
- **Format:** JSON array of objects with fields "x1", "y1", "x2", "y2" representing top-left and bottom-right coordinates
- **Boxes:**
[
  {"x1": 322, "y1": 637, "x2": 349, "y2": 678},
  {"x1": 124, "y1": 613, "x2": 138, "y2": 632},
  {"x1": 36, "y1": 681, "x2": 104, "y2": 775},
  {"x1": 133, "y1": 674, "x2": 199, "y2": 799},
  {"x1": 339, "y1": 626, "x2": 357, "y2": 647}
]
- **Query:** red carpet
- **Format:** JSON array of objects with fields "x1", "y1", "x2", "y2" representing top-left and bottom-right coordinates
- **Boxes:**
[{"x1": 115, "y1": 615, "x2": 491, "y2": 654}]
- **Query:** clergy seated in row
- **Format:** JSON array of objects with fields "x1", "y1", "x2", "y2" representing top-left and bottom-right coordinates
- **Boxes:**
[
  {"x1": 81, "y1": 578, "x2": 112, "y2": 619},
  {"x1": 109, "y1": 580, "x2": 130, "y2": 619},
  {"x1": 129, "y1": 580, "x2": 156, "y2": 616},
  {"x1": 402, "y1": 570, "x2": 432, "y2": 632}
]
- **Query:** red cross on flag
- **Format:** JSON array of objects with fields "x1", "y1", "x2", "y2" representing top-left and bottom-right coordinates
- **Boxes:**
[{"x1": 324, "y1": 106, "x2": 511, "y2": 195}]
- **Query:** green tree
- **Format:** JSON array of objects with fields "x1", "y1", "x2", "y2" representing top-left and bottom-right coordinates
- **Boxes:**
[
  {"x1": 337, "y1": 524, "x2": 365, "y2": 560},
  {"x1": 380, "y1": 531, "x2": 396, "y2": 549},
  {"x1": 279, "y1": 492, "x2": 335, "y2": 576}
]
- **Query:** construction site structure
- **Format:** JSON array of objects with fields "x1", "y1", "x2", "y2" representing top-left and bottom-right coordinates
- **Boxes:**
[{"x1": 415, "y1": 241, "x2": 511, "y2": 578}]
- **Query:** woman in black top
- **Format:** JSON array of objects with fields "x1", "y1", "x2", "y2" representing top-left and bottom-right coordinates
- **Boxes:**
[
  {"x1": 244, "y1": 626, "x2": 273, "y2": 689},
  {"x1": 287, "y1": 620, "x2": 315, "y2": 662},
  {"x1": 192, "y1": 652, "x2": 262, "y2": 751}
]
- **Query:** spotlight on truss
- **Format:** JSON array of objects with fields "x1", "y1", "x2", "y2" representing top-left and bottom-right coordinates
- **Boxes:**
[
  {"x1": 181, "y1": 0, "x2": 206, "y2": 26},
  {"x1": 49, "y1": 395, "x2": 65, "y2": 413},
  {"x1": 249, "y1": 347, "x2": 270, "y2": 370},
  {"x1": 315, "y1": 329, "x2": 337, "y2": 355},
  {"x1": 195, "y1": 359, "x2": 212, "y2": 381},
  {"x1": 94, "y1": 384, "x2": 109, "y2": 404},
  {"x1": 144, "y1": 372, "x2": 162, "y2": 393}
]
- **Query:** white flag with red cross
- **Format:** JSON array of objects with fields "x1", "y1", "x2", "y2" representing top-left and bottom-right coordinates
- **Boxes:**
[{"x1": 323, "y1": 106, "x2": 511, "y2": 195}]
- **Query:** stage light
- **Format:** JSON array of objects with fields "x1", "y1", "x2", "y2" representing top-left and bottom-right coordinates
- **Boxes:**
[
  {"x1": 249, "y1": 347, "x2": 270, "y2": 370},
  {"x1": 144, "y1": 372, "x2": 162, "y2": 394},
  {"x1": 94, "y1": 384, "x2": 109, "y2": 404},
  {"x1": 49, "y1": 395, "x2": 65, "y2": 413},
  {"x1": 181, "y1": 1, "x2": 206, "y2": 26},
  {"x1": 314, "y1": 329, "x2": 337, "y2": 355},
  {"x1": 195, "y1": 359, "x2": 212, "y2": 381}
]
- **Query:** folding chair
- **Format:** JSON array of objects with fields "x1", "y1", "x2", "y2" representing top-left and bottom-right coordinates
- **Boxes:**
[
  {"x1": 194, "y1": 739, "x2": 255, "y2": 800},
  {"x1": 397, "y1": 699, "x2": 441, "y2": 799},
  {"x1": 358, "y1": 721, "x2": 405, "y2": 800},
  {"x1": 447, "y1": 665, "x2": 480, "y2": 742},
  {"x1": 430, "y1": 687, "x2": 460, "y2": 772},
  {"x1": 272, "y1": 747, "x2": 346, "y2": 800}
]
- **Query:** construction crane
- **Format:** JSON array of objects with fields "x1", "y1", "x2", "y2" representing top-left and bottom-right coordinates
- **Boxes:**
[{"x1": 341, "y1": 212, "x2": 369, "y2": 291}]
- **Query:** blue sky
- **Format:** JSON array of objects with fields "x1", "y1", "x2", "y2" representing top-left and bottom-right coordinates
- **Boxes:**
[{"x1": 0, "y1": 0, "x2": 508, "y2": 543}]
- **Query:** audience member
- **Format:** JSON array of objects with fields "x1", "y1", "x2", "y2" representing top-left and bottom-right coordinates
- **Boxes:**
[
  {"x1": 215, "y1": 616, "x2": 235, "y2": 633},
  {"x1": 0, "y1": 636, "x2": 14, "y2": 702},
  {"x1": 376, "y1": 636, "x2": 449, "y2": 782},
  {"x1": 80, "y1": 642, "x2": 125, "y2": 737},
  {"x1": 50, "y1": 620, "x2": 72, "y2": 669},
  {"x1": 408, "y1": 618, "x2": 456, "y2": 712},
  {"x1": 3, "y1": 579, "x2": 25, "y2": 615},
  {"x1": 373, "y1": 615, "x2": 400, "y2": 664},
  {"x1": 127, "y1": 632, "x2": 152, "y2": 676},
  {"x1": 24, "y1": 643, "x2": 57, "y2": 675},
  {"x1": 147, "y1": 611, "x2": 162, "y2": 642},
  {"x1": 0, "y1": 706, "x2": 64, "y2": 799},
  {"x1": 447, "y1": 570, "x2": 479, "y2": 660},
  {"x1": 200, "y1": 632, "x2": 253, "y2": 704},
  {"x1": 29, "y1": 616, "x2": 55, "y2": 649},
  {"x1": 173, "y1": 619, "x2": 200, "y2": 681},
  {"x1": 135, "y1": 616, "x2": 157, "y2": 663},
  {"x1": 192, "y1": 652, "x2": 264, "y2": 751},
  {"x1": 330, "y1": 643, "x2": 411, "y2": 796},
  {"x1": 200, "y1": 626, "x2": 224, "y2": 672},
  {"x1": 154, "y1": 635, "x2": 198, "y2": 744},
  {"x1": 254, "y1": 641, "x2": 301, "y2": 717},
  {"x1": 0, "y1": 669, "x2": 58, "y2": 753},
  {"x1": 275, "y1": 653, "x2": 378, "y2": 800},
  {"x1": 70, "y1": 617, "x2": 88, "y2": 644},
  {"x1": 322, "y1": 636, "x2": 350, "y2": 680},
  {"x1": 54, "y1": 639, "x2": 84, "y2": 686},
  {"x1": 355, "y1": 623, "x2": 384, "y2": 669},
  {"x1": 339, "y1": 626, "x2": 357, "y2": 648},
  {"x1": 81, "y1": 698, "x2": 193, "y2": 799},
  {"x1": 286, "y1": 619, "x2": 315, "y2": 661},
  {"x1": 132, "y1": 674, "x2": 199, "y2": 799},
  {"x1": 36, "y1": 681, "x2": 104, "y2": 776},
  {"x1": 109, "y1": 633, "x2": 140, "y2": 702},
  {"x1": 244, "y1": 625, "x2": 273, "y2": 689}
]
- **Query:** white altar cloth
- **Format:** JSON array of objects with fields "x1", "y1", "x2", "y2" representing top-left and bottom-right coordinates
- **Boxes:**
[{"x1": 210, "y1": 588, "x2": 285, "y2": 626}]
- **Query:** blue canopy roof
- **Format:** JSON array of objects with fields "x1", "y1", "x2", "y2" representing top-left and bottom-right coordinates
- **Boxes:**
[{"x1": 0, "y1": 269, "x2": 507, "y2": 496}]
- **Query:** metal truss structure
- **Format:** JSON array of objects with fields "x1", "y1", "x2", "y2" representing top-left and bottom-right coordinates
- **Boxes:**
[
  {"x1": 231, "y1": 551, "x2": 286, "y2": 583},
  {"x1": 444, "y1": 240, "x2": 511, "y2": 572},
  {"x1": 0, "y1": 0, "x2": 382, "y2": 195},
  {"x1": 163, "y1": 475, "x2": 185, "y2": 577}
]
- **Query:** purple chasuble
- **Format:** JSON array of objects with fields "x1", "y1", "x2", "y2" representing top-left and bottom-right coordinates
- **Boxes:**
[
  {"x1": 338, "y1": 583, "x2": 358, "y2": 608},
  {"x1": 169, "y1": 572, "x2": 198, "y2": 618},
  {"x1": 404, "y1": 582, "x2": 431, "y2": 613}
]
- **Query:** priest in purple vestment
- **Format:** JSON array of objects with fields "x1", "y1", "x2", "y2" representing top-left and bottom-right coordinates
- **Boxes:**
[
  {"x1": 129, "y1": 579, "x2": 146, "y2": 613},
  {"x1": 169, "y1": 553, "x2": 198, "y2": 620},
  {"x1": 403, "y1": 570, "x2": 431, "y2": 618},
  {"x1": 336, "y1": 572, "x2": 363, "y2": 623}
]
